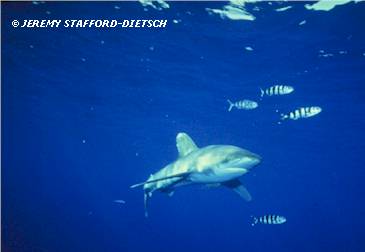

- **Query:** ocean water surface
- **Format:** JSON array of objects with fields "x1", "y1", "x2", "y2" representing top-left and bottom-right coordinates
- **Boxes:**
[{"x1": 2, "y1": 1, "x2": 365, "y2": 251}]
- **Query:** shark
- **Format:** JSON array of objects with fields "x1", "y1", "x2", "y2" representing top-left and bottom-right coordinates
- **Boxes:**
[{"x1": 130, "y1": 132, "x2": 261, "y2": 217}]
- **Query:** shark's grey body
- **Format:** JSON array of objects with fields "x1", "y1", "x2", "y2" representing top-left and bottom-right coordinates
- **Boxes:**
[{"x1": 131, "y1": 132, "x2": 261, "y2": 217}]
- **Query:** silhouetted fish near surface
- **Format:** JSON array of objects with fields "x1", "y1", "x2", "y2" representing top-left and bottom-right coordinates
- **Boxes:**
[
  {"x1": 227, "y1": 99, "x2": 258, "y2": 111},
  {"x1": 251, "y1": 214, "x2": 286, "y2": 226}
]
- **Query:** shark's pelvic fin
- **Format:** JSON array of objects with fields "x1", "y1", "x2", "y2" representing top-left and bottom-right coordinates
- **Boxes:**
[
  {"x1": 202, "y1": 183, "x2": 221, "y2": 189},
  {"x1": 223, "y1": 179, "x2": 252, "y2": 202},
  {"x1": 130, "y1": 172, "x2": 190, "y2": 189},
  {"x1": 176, "y1": 132, "x2": 198, "y2": 157},
  {"x1": 160, "y1": 187, "x2": 175, "y2": 197}
]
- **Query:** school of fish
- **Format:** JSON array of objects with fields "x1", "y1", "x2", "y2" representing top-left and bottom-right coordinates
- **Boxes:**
[
  {"x1": 227, "y1": 84, "x2": 322, "y2": 122},
  {"x1": 225, "y1": 83, "x2": 322, "y2": 225}
]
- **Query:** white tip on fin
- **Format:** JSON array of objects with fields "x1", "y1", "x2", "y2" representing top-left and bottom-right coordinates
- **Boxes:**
[
  {"x1": 176, "y1": 132, "x2": 198, "y2": 157},
  {"x1": 130, "y1": 182, "x2": 146, "y2": 189}
]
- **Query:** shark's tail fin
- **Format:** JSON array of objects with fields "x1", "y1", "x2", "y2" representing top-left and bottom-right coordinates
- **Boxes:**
[
  {"x1": 227, "y1": 99, "x2": 234, "y2": 112},
  {"x1": 251, "y1": 215, "x2": 258, "y2": 226}
]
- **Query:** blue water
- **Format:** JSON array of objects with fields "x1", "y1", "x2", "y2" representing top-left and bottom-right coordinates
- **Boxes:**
[{"x1": 2, "y1": 1, "x2": 365, "y2": 251}]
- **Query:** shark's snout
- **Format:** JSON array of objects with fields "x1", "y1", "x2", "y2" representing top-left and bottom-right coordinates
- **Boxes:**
[
  {"x1": 250, "y1": 153, "x2": 262, "y2": 166},
  {"x1": 234, "y1": 152, "x2": 261, "y2": 170}
]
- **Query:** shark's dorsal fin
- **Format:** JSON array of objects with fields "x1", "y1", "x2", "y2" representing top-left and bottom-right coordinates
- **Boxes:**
[{"x1": 176, "y1": 132, "x2": 198, "y2": 157}]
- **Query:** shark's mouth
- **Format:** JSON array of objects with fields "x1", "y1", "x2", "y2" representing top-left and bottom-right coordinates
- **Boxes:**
[
  {"x1": 228, "y1": 158, "x2": 245, "y2": 166},
  {"x1": 222, "y1": 157, "x2": 249, "y2": 168},
  {"x1": 224, "y1": 155, "x2": 261, "y2": 169}
]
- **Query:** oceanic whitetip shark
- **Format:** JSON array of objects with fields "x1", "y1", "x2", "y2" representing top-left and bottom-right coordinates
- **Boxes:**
[{"x1": 130, "y1": 133, "x2": 261, "y2": 217}]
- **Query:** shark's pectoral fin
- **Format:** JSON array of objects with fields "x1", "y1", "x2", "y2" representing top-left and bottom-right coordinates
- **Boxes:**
[
  {"x1": 222, "y1": 179, "x2": 252, "y2": 202},
  {"x1": 130, "y1": 172, "x2": 190, "y2": 189},
  {"x1": 176, "y1": 132, "x2": 198, "y2": 157}
]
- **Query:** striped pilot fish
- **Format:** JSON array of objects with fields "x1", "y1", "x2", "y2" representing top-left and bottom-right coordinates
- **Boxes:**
[
  {"x1": 227, "y1": 99, "x2": 258, "y2": 112},
  {"x1": 281, "y1": 106, "x2": 322, "y2": 120},
  {"x1": 251, "y1": 214, "x2": 286, "y2": 226},
  {"x1": 260, "y1": 85, "x2": 294, "y2": 97}
]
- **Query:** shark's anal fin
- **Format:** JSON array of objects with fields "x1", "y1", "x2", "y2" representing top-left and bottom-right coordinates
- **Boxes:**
[
  {"x1": 176, "y1": 132, "x2": 198, "y2": 157},
  {"x1": 222, "y1": 179, "x2": 252, "y2": 202},
  {"x1": 130, "y1": 172, "x2": 190, "y2": 189}
]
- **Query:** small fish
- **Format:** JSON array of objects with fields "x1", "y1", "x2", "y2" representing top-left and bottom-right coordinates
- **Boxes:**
[
  {"x1": 260, "y1": 85, "x2": 294, "y2": 97},
  {"x1": 275, "y1": 6, "x2": 292, "y2": 12},
  {"x1": 227, "y1": 99, "x2": 258, "y2": 112},
  {"x1": 281, "y1": 106, "x2": 322, "y2": 120},
  {"x1": 113, "y1": 200, "x2": 126, "y2": 204},
  {"x1": 251, "y1": 214, "x2": 286, "y2": 226},
  {"x1": 299, "y1": 20, "x2": 306, "y2": 26}
]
